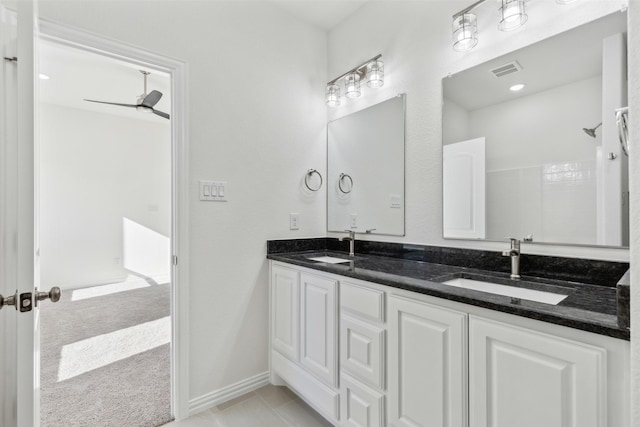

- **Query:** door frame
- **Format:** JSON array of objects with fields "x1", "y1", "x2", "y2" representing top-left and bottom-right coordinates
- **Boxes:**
[{"x1": 38, "y1": 19, "x2": 190, "y2": 420}]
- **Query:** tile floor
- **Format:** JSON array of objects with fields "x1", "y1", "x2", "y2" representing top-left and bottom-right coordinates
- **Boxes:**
[{"x1": 164, "y1": 384, "x2": 333, "y2": 427}]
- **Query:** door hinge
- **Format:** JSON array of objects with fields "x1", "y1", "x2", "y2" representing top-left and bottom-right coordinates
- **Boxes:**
[{"x1": 173, "y1": 255, "x2": 178, "y2": 266}]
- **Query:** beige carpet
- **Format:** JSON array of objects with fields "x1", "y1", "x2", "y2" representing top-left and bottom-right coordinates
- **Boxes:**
[{"x1": 40, "y1": 279, "x2": 172, "y2": 427}]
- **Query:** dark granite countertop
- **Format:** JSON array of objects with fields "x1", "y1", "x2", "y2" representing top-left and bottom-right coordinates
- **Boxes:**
[{"x1": 268, "y1": 249, "x2": 629, "y2": 340}]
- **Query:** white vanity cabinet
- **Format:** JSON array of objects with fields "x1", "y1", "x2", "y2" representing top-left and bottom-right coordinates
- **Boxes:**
[
  {"x1": 271, "y1": 264, "x2": 300, "y2": 361},
  {"x1": 340, "y1": 280, "x2": 387, "y2": 427},
  {"x1": 469, "y1": 316, "x2": 608, "y2": 427},
  {"x1": 269, "y1": 261, "x2": 630, "y2": 427},
  {"x1": 388, "y1": 295, "x2": 468, "y2": 427},
  {"x1": 270, "y1": 263, "x2": 340, "y2": 423},
  {"x1": 300, "y1": 271, "x2": 339, "y2": 387}
]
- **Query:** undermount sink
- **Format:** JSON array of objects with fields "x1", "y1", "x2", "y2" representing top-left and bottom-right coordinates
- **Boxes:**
[
  {"x1": 440, "y1": 276, "x2": 570, "y2": 305},
  {"x1": 307, "y1": 256, "x2": 352, "y2": 264}
]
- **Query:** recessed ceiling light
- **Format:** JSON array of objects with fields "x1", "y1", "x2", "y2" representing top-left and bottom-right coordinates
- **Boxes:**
[
  {"x1": 39, "y1": 73, "x2": 50, "y2": 80},
  {"x1": 509, "y1": 83, "x2": 525, "y2": 92}
]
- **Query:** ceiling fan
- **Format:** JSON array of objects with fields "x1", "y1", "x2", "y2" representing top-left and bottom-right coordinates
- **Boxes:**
[{"x1": 84, "y1": 70, "x2": 170, "y2": 120}]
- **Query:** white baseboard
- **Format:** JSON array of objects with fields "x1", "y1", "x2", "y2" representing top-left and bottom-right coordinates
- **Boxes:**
[{"x1": 188, "y1": 371, "x2": 270, "y2": 416}]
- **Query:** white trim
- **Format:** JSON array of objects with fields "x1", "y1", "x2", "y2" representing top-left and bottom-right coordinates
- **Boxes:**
[
  {"x1": 37, "y1": 19, "x2": 190, "y2": 421},
  {"x1": 188, "y1": 372, "x2": 271, "y2": 416}
]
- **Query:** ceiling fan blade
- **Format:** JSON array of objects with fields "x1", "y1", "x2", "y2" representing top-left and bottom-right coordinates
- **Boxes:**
[
  {"x1": 84, "y1": 99, "x2": 138, "y2": 108},
  {"x1": 152, "y1": 109, "x2": 170, "y2": 120},
  {"x1": 141, "y1": 90, "x2": 163, "y2": 108}
]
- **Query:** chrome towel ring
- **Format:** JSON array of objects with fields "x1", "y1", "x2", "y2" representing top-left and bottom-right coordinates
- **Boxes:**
[
  {"x1": 615, "y1": 107, "x2": 629, "y2": 157},
  {"x1": 305, "y1": 169, "x2": 323, "y2": 191},
  {"x1": 338, "y1": 173, "x2": 353, "y2": 194}
]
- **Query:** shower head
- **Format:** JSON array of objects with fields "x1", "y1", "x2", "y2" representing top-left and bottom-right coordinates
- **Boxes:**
[{"x1": 582, "y1": 122, "x2": 602, "y2": 138}]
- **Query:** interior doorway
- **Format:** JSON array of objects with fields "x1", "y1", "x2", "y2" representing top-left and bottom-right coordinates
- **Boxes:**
[{"x1": 37, "y1": 38, "x2": 173, "y2": 426}]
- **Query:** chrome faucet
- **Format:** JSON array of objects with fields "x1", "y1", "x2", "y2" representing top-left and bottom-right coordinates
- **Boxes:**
[
  {"x1": 339, "y1": 230, "x2": 356, "y2": 256},
  {"x1": 502, "y1": 238, "x2": 521, "y2": 279}
]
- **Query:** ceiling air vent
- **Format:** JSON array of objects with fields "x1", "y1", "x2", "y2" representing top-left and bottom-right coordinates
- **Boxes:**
[{"x1": 490, "y1": 61, "x2": 523, "y2": 78}]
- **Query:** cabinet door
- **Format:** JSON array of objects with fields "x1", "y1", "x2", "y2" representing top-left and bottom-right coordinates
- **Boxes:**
[
  {"x1": 469, "y1": 316, "x2": 606, "y2": 427},
  {"x1": 271, "y1": 264, "x2": 299, "y2": 362},
  {"x1": 300, "y1": 272, "x2": 338, "y2": 387},
  {"x1": 388, "y1": 295, "x2": 467, "y2": 427}
]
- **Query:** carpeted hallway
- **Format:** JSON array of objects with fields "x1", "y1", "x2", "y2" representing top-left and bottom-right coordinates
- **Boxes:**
[{"x1": 40, "y1": 278, "x2": 172, "y2": 427}]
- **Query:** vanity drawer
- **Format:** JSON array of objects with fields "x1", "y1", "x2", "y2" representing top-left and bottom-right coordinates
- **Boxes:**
[
  {"x1": 341, "y1": 315, "x2": 385, "y2": 390},
  {"x1": 340, "y1": 280, "x2": 385, "y2": 323},
  {"x1": 340, "y1": 373, "x2": 385, "y2": 427}
]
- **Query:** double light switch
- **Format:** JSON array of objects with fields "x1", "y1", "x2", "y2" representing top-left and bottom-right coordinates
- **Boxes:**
[{"x1": 200, "y1": 180, "x2": 227, "y2": 202}]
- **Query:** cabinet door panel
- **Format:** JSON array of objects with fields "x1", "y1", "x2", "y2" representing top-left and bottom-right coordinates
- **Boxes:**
[
  {"x1": 271, "y1": 265, "x2": 299, "y2": 361},
  {"x1": 388, "y1": 295, "x2": 467, "y2": 427},
  {"x1": 300, "y1": 272, "x2": 338, "y2": 387},
  {"x1": 341, "y1": 374, "x2": 385, "y2": 427},
  {"x1": 469, "y1": 316, "x2": 606, "y2": 427},
  {"x1": 341, "y1": 315, "x2": 385, "y2": 390}
]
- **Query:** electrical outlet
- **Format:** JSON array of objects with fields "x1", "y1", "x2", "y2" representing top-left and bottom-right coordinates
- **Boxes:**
[
  {"x1": 290, "y1": 213, "x2": 300, "y2": 230},
  {"x1": 350, "y1": 213, "x2": 358, "y2": 228}
]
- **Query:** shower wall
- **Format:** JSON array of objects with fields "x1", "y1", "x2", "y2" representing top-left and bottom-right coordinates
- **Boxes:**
[{"x1": 467, "y1": 76, "x2": 602, "y2": 243}]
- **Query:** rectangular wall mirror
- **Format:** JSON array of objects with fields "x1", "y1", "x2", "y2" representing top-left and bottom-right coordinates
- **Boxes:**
[
  {"x1": 442, "y1": 11, "x2": 628, "y2": 247},
  {"x1": 328, "y1": 94, "x2": 405, "y2": 236}
]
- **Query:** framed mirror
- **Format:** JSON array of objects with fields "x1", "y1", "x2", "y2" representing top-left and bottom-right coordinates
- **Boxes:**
[
  {"x1": 442, "y1": 11, "x2": 628, "y2": 247},
  {"x1": 328, "y1": 94, "x2": 405, "y2": 236}
]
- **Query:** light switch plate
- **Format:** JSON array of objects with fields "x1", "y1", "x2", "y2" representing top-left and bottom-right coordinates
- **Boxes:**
[
  {"x1": 200, "y1": 180, "x2": 228, "y2": 202},
  {"x1": 390, "y1": 195, "x2": 402, "y2": 209}
]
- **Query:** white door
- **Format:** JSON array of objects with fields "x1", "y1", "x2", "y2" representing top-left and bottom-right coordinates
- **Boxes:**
[
  {"x1": 388, "y1": 295, "x2": 468, "y2": 427},
  {"x1": 0, "y1": 0, "x2": 44, "y2": 426},
  {"x1": 443, "y1": 137, "x2": 486, "y2": 239}
]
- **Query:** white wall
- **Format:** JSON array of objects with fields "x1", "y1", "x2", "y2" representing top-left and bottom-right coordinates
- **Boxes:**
[
  {"x1": 328, "y1": 0, "x2": 628, "y2": 261},
  {"x1": 628, "y1": 3, "x2": 639, "y2": 426},
  {"x1": 39, "y1": 103, "x2": 171, "y2": 289},
  {"x1": 38, "y1": 0, "x2": 328, "y2": 405}
]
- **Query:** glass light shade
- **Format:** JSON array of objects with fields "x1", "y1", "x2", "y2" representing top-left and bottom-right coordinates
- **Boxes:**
[
  {"x1": 366, "y1": 60, "x2": 384, "y2": 88},
  {"x1": 498, "y1": 0, "x2": 528, "y2": 32},
  {"x1": 344, "y1": 73, "x2": 361, "y2": 99},
  {"x1": 452, "y1": 13, "x2": 478, "y2": 52},
  {"x1": 326, "y1": 84, "x2": 341, "y2": 107}
]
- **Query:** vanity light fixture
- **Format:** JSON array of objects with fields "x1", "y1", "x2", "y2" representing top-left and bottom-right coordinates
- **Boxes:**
[
  {"x1": 326, "y1": 84, "x2": 341, "y2": 107},
  {"x1": 325, "y1": 54, "x2": 384, "y2": 107},
  {"x1": 345, "y1": 73, "x2": 361, "y2": 98},
  {"x1": 366, "y1": 60, "x2": 384, "y2": 88},
  {"x1": 453, "y1": 0, "x2": 572, "y2": 52},
  {"x1": 452, "y1": 13, "x2": 479, "y2": 52},
  {"x1": 498, "y1": 0, "x2": 528, "y2": 32}
]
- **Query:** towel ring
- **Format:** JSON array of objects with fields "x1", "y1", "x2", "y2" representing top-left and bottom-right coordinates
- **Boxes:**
[
  {"x1": 338, "y1": 173, "x2": 353, "y2": 194},
  {"x1": 616, "y1": 107, "x2": 629, "y2": 157},
  {"x1": 304, "y1": 169, "x2": 323, "y2": 191}
]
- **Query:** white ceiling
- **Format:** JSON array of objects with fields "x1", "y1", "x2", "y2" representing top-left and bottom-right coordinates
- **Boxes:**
[
  {"x1": 444, "y1": 11, "x2": 627, "y2": 111},
  {"x1": 271, "y1": 0, "x2": 368, "y2": 31},
  {"x1": 39, "y1": 40, "x2": 171, "y2": 123}
]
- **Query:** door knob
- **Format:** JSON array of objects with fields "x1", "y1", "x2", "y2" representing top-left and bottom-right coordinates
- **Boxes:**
[
  {"x1": 35, "y1": 287, "x2": 61, "y2": 306},
  {"x1": 0, "y1": 292, "x2": 18, "y2": 310}
]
